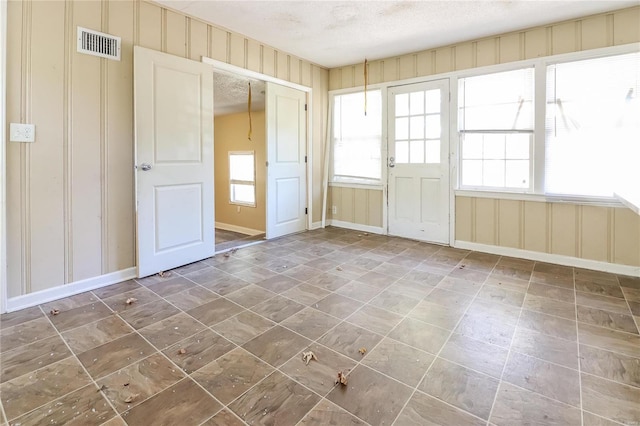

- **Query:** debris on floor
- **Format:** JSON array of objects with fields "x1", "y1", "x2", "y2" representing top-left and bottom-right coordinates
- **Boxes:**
[
  {"x1": 158, "y1": 271, "x2": 171, "y2": 278},
  {"x1": 50, "y1": 309, "x2": 60, "y2": 316},
  {"x1": 336, "y1": 266, "x2": 343, "y2": 271},
  {"x1": 358, "y1": 347, "x2": 367, "y2": 355},
  {"x1": 302, "y1": 351, "x2": 317, "y2": 365},
  {"x1": 177, "y1": 348, "x2": 187, "y2": 355},
  {"x1": 124, "y1": 394, "x2": 140, "y2": 403},
  {"x1": 125, "y1": 298, "x2": 137, "y2": 305},
  {"x1": 97, "y1": 384, "x2": 108, "y2": 392},
  {"x1": 335, "y1": 370, "x2": 349, "y2": 386}
]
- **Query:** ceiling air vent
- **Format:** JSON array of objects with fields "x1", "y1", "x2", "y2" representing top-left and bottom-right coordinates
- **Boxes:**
[{"x1": 77, "y1": 27, "x2": 121, "y2": 61}]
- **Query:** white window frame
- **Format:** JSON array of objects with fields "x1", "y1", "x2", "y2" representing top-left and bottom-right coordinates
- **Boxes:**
[{"x1": 229, "y1": 150, "x2": 256, "y2": 207}]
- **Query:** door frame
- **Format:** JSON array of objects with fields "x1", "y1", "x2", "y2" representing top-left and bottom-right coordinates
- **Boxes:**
[
  {"x1": 0, "y1": 0, "x2": 7, "y2": 313},
  {"x1": 202, "y1": 57, "x2": 313, "y2": 234}
]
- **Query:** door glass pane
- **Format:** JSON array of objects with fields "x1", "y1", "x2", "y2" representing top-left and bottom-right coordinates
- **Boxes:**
[
  {"x1": 410, "y1": 140, "x2": 424, "y2": 163},
  {"x1": 425, "y1": 140, "x2": 440, "y2": 164},
  {"x1": 410, "y1": 91, "x2": 424, "y2": 115},
  {"x1": 396, "y1": 93, "x2": 409, "y2": 116},
  {"x1": 396, "y1": 141, "x2": 409, "y2": 163},
  {"x1": 410, "y1": 116, "x2": 424, "y2": 139},
  {"x1": 395, "y1": 117, "x2": 409, "y2": 140},
  {"x1": 425, "y1": 115, "x2": 441, "y2": 139},
  {"x1": 425, "y1": 90, "x2": 440, "y2": 113}
]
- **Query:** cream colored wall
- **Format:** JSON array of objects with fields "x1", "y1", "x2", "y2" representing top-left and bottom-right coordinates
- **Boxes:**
[
  {"x1": 328, "y1": 186, "x2": 383, "y2": 228},
  {"x1": 327, "y1": 6, "x2": 640, "y2": 268},
  {"x1": 456, "y1": 197, "x2": 640, "y2": 267},
  {"x1": 6, "y1": 0, "x2": 328, "y2": 298},
  {"x1": 214, "y1": 111, "x2": 266, "y2": 232}
]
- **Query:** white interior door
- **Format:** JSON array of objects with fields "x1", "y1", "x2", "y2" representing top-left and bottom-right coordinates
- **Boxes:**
[
  {"x1": 266, "y1": 82, "x2": 307, "y2": 239},
  {"x1": 388, "y1": 79, "x2": 450, "y2": 244},
  {"x1": 134, "y1": 46, "x2": 215, "y2": 277}
]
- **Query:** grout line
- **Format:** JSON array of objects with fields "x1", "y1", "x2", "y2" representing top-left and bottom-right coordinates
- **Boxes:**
[{"x1": 573, "y1": 268, "x2": 585, "y2": 426}]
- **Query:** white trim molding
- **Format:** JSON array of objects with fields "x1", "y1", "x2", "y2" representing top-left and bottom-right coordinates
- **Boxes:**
[
  {"x1": 327, "y1": 219, "x2": 385, "y2": 235},
  {"x1": 5, "y1": 267, "x2": 137, "y2": 313},
  {"x1": 215, "y1": 222, "x2": 264, "y2": 236},
  {"x1": 454, "y1": 240, "x2": 640, "y2": 278},
  {"x1": 310, "y1": 221, "x2": 324, "y2": 230},
  {"x1": 0, "y1": 0, "x2": 7, "y2": 313}
]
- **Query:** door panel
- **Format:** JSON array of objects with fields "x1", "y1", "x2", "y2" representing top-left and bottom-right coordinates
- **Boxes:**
[
  {"x1": 134, "y1": 46, "x2": 214, "y2": 277},
  {"x1": 388, "y1": 79, "x2": 450, "y2": 244},
  {"x1": 266, "y1": 83, "x2": 307, "y2": 239}
]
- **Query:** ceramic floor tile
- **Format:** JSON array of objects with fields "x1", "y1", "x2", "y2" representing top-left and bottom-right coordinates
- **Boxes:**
[
  {"x1": 527, "y1": 281, "x2": 576, "y2": 303},
  {"x1": 280, "y1": 307, "x2": 341, "y2": 340},
  {"x1": 577, "y1": 291, "x2": 634, "y2": 315},
  {"x1": 317, "y1": 321, "x2": 383, "y2": 361},
  {"x1": 579, "y1": 344, "x2": 640, "y2": 388},
  {"x1": 582, "y1": 411, "x2": 622, "y2": 426},
  {"x1": 335, "y1": 281, "x2": 384, "y2": 303},
  {"x1": 145, "y1": 276, "x2": 197, "y2": 297},
  {"x1": 408, "y1": 300, "x2": 466, "y2": 330},
  {"x1": 622, "y1": 287, "x2": 640, "y2": 303},
  {"x1": 62, "y1": 315, "x2": 133, "y2": 353},
  {"x1": 362, "y1": 338, "x2": 434, "y2": 387},
  {"x1": 454, "y1": 314, "x2": 516, "y2": 348},
  {"x1": 326, "y1": 365, "x2": 413, "y2": 426},
  {"x1": 439, "y1": 333, "x2": 508, "y2": 379},
  {"x1": 212, "y1": 310, "x2": 275, "y2": 345},
  {"x1": 464, "y1": 298, "x2": 521, "y2": 325},
  {"x1": 181, "y1": 266, "x2": 226, "y2": 285},
  {"x1": 314, "y1": 293, "x2": 363, "y2": 319},
  {"x1": 395, "y1": 391, "x2": 485, "y2": 426},
  {"x1": 171, "y1": 260, "x2": 210, "y2": 275},
  {"x1": 489, "y1": 382, "x2": 581, "y2": 426},
  {"x1": 163, "y1": 329, "x2": 236, "y2": 374},
  {"x1": 299, "y1": 399, "x2": 367, "y2": 426},
  {"x1": 251, "y1": 294, "x2": 305, "y2": 322},
  {"x1": 523, "y1": 294, "x2": 576, "y2": 320},
  {"x1": 372, "y1": 262, "x2": 412, "y2": 278},
  {"x1": 402, "y1": 269, "x2": 445, "y2": 287},
  {"x1": 0, "y1": 334, "x2": 71, "y2": 383},
  {"x1": 389, "y1": 317, "x2": 450, "y2": 354},
  {"x1": 92, "y1": 280, "x2": 141, "y2": 299},
  {"x1": 305, "y1": 257, "x2": 341, "y2": 272},
  {"x1": 517, "y1": 309, "x2": 577, "y2": 341},
  {"x1": 262, "y1": 257, "x2": 300, "y2": 274},
  {"x1": 511, "y1": 326, "x2": 579, "y2": 369},
  {"x1": 228, "y1": 370, "x2": 321, "y2": 425},
  {"x1": 368, "y1": 289, "x2": 420, "y2": 316},
  {"x1": 186, "y1": 298, "x2": 244, "y2": 326},
  {"x1": 138, "y1": 312, "x2": 205, "y2": 350},
  {"x1": 0, "y1": 317, "x2": 57, "y2": 353},
  {"x1": 424, "y1": 288, "x2": 473, "y2": 310},
  {"x1": 577, "y1": 305, "x2": 638, "y2": 334},
  {"x1": 0, "y1": 306, "x2": 44, "y2": 330},
  {"x1": 243, "y1": 325, "x2": 312, "y2": 367},
  {"x1": 40, "y1": 292, "x2": 98, "y2": 313},
  {"x1": 574, "y1": 268, "x2": 618, "y2": 285},
  {"x1": 0, "y1": 357, "x2": 91, "y2": 421},
  {"x1": 419, "y1": 358, "x2": 499, "y2": 420},
  {"x1": 199, "y1": 275, "x2": 251, "y2": 296},
  {"x1": 581, "y1": 373, "x2": 640, "y2": 424},
  {"x1": 530, "y1": 270, "x2": 574, "y2": 289},
  {"x1": 280, "y1": 343, "x2": 357, "y2": 396},
  {"x1": 575, "y1": 280, "x2": 625, "y2": 298},
  {"x1": 578, "y1": 322, "x2": 640, "y2": 358},
  {"x1": 281, "y1": 282, "x2": 331, "y2": 305},
  {"x1": 447, "y1": 267, "x2": 489, "y2": 285},
  {"x1": 619, "y1": 275, "x2": 640, "y2": 290},
  {"x1": 281, "y1": 265, "x2": 325, "y2": 282},
  {"x1": 388, "y1": 278, "x2": 438, "y2": 300},
  {"x1": 77, "y1": 333, "x2": 155, "y2": 379},
  {"x1": 201, "y1": 409, "x2": 245, "y2": 426},
  {"x1": 255, "y1": 274, "x2": 300, "y2": 293},
  {"x1": 47, "y1": 301, "x2": 113, "y2": 332},
  {"x1": 232, "y1": 266, "x2": 278, "y2": 284},
  {"x1": 121, "y1": 378, "x2": 221, "y2": 426},
  {"x1": 101, "y1": 287, "x2": 162, "y2": 313},
  {"x1": 9, "y1": 384, "x2": 116, "y2": 426},
  {"x1": 305, "y1": 272, "x2": 351, "y2": 291},
  {"x1": 119, "y1": 299, "x2": 181, "y2": 330},
  {"x1": 164, "y1": 285, "x2": 219, "y2": 311},
  {"x1": 491, "y1": 261, "x2": 533, "y2": 282},
  {"x1": 346, "y1": 305, "x2": 403, "y2": 335},
  {"x1": 484, "y1": 274, "x2": 530, "y2": 293},
  {"x1": 192, "y1": 347, "x2": 273, "y2": 404},
  {"x1": 476, "y1": 283, "x2": 526, "y2": 307},
  {"x1": 503, "y1": 351, "x2": 581, "y2": 406},
  {"x1": 354, "y1": 271, "x2": 397, "y2": 289},
  {"x1": 97, "y1": 352, "x2": 185, "y2": 413},
  {"x1": 225, "y1": 284, "x2": 277, "y2": 308}
]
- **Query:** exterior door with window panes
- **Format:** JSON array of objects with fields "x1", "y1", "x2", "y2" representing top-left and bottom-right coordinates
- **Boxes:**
[{"x1": 388, "y1": 79, "x2": 450, "y2": 244}]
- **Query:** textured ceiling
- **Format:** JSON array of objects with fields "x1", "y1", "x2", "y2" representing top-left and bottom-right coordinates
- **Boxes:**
[
  {"x1": 153, "y1": 0, "x2": 637, "y2": 68},
  {"x1": 214, "y1": 72, "x2": 265, "y2": 116}
]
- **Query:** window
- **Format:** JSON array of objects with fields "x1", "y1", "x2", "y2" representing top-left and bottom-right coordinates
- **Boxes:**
[
  {"x1": 393, "y1": 88, "x2": 442, "y2": 164},
  {"x1": 458, "y1": 68, "x2": 534, "y2": 190},
  {"x1": 229, "y1": 151, "x2": 255, "y2": 206},
  {"x1": 332, "y1": 90, "x2": 382, "y2": 183},
  {"x1": 545, "y1": 52, "x2": 640, "y2": 198}
]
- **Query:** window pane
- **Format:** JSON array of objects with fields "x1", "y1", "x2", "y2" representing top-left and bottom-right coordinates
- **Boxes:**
[
  {"x1": 231, "y1": 184, "x2": 255, "y2": 205},
  {"x1": 396, "y1": 93, "x2": 409, "y2": 116},
  {"x1": 410, "y1": 116, "x2": 424, "y2": 139},
  {"x1": 395, "y1": 117, "x2": 409, "y2": 140},
  {"x1": 425, "y1": 115, "x2": 441, "y2": 139},
  {"x1": 396, "y1": 141, "x2": 409, "y2": 163},
  {"x1": 483, "y1": 134, "x2": 505, "y2": 159},
  {"x1": 483, "y1": 160, "x2": 505, "y2": 187},
  {"x1": 425, "y1": 140, "x2": 440, "y2": 164},
  {"x1": 425, "y1": 90, "x2": 440, "y2": 113},
  {"x1": 410, "y1": 91, "x2": 424, "y2": 115},
  {"x1": 462, "y1": 160, "x2": 482, "y2": 186},
  {"x1": 462, "y1": 134, "x2": 483, "y2": 159},
  {"x1": 229, "y1": 153, "x2": 255, "y2": 182},
  {"x1": 506, "y1": 134, "x2": 530, "y2": 159},
  {"x1": 410, "y1": 140, "x2": 424, "y2": 163},
  {"x1": 505, "y1": 160, "x2": 529, "y2": 188}
]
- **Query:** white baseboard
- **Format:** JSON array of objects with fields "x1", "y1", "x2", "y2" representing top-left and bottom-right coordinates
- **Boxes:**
[
  {"x1": 215, "y1": 222, "x2": 263, "y2": 236},
  {"x1": 310, "y1": 221, "x2": 324, "y2": 230},
  {"x1": 454, "y1": 240, "x2": 640, "y2": 278},
  {"x1": 327, "y1": 219, "x2": 385, "y2": 235},
  {"x1": 5, "y1": 267, "x2": 137, "y2": 313}
]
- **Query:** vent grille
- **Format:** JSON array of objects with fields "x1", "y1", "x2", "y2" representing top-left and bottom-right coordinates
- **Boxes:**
[{"x1": 77, "y1": 27, "x2": 121, "y2": 61}]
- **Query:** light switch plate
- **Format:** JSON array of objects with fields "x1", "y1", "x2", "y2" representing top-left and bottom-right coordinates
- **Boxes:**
[{"x1": 10, "y1": 123, "x2": 35, "y2": 142}]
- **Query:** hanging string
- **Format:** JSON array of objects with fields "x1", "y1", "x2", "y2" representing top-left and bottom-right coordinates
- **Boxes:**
[
  {"x1": 364, "y1": 58, "x2": 368, "y2": 116},
  {"x1": 247, "y1": 82, "x2": 253, "y2": 141}
]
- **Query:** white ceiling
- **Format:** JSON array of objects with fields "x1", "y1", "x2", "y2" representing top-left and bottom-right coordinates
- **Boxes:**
[
  {"x1": 153, "y1": 0, "x2": 637, "y2": 68},
  {"x1": 214, "y1": 71, "x2": 265, "y2": 116}
]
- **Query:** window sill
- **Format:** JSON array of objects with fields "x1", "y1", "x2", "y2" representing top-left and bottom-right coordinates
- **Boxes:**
[{"x1": 455, "y1": 189, "x2": 625, "y2": 208}]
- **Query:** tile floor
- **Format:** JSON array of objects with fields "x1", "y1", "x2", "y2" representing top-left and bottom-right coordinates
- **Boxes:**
[
  {"x1": 1, "y1": 227, "x2": 639, "y2": 426},
  {"x1": 215, "y1": 229, "x2": 265, "y2": 253}
]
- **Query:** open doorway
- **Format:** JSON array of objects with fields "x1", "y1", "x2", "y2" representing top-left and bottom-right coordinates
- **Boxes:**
[{"x1": 213, "y1": 71, "x2": 266, "y2": 252}]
